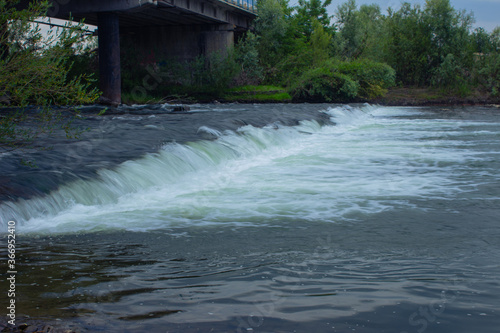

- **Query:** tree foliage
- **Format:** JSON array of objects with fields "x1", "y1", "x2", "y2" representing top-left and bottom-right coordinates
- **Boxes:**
[
  {"x1": 334, "y1": 0, "x2": 361, "y2": 59},
  {"x1": 234, "y1": 32, "x2": 263, "y2": 85},
  {"x1": 382, "y1": 0, "x2": 479, "y2": 86},
  {"x1": 310, "y1": 19, "x2": 332, "y2": 66},
  {"x1": 0, "y1": 0, "x2": 100, "y2": 153},
  {"x1": 254, "y1": 0, "x2": 289, "y2": 68},
  {"x1": 238, "y1": 0, "x2": 497, "y2": 101},
  {"x1": 294, "y1": 0, "x2": 333, "y2": 38},
  {"x1": 290, "y1": 67, "x2": 359, "y2": 102}
]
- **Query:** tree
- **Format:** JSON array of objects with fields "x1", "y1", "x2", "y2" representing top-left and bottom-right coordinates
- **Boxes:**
[
  {"x1": 235, "y1": 32, "x2": 263, "y2": 85},
  {"x1": 310, "y1": 19, "x2": 331, "y2": 66},
  {"x1": 357, "y1": 4, "x2": 385, "y2": 60},
  {"x1": 334, "y1": 1, "x2": 385, "y2": 60},
  {"x1": 334, "y1": 0, "x2": 359, "y2": 59},
  {"x1": 294, "y1": 0, "x2": 333, "y2": 39},
  {"x1": 423, "y1": 0, "x2": 475, "y2": 72},
  {"x1": 492, "y1": 27, "x2": 500, "y2": 49},
  {"x1": 472, "y1": 27, "x2": 494, "y2": 54},
  {"x1": 254, "y1": 0, "x2": 290, "y2": 68},
  {"x1": 384, "y1": 2, "x2": 432, "y2": 85},
  {"x1": 476, "y1": 27, "x2": 500, "y2": 96},
  {"x1": 0, "y1": 0, "x2": 100, "y2": 154}
]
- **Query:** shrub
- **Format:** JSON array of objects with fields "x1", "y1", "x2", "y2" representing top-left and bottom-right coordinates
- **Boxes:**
[
  {"x1": 287, "y1": 58, "x2": 395, "y2": 102},
  {"x1": 333, "y1": 59, "x2": 396, "y2": 98},
  {"x1": 289, "y1": 66, "x2": 359, "y2": 102}
]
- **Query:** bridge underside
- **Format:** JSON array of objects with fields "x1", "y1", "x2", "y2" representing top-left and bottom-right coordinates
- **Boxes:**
[
  {"x1": 39, "y1": 0, "x2": 256, "y2": 104},
  {"x1": 48, "y1": 0, "x2": 254, "y2": 29}
]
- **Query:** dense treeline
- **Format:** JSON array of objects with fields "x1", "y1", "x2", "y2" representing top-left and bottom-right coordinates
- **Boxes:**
[{"x1": 234, "y1": 0, "x2": 499, "y2": 101}]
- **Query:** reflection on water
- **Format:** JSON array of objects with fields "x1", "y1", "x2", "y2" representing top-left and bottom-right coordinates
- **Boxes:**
[{"x1": 1, "y1": 104, "x2": 500, "y2": 332}]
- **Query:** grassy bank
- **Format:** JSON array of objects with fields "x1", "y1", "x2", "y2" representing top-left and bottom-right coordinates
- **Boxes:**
[{"x1": 222, "y1": 85, "x2": 292, "y2": 103}]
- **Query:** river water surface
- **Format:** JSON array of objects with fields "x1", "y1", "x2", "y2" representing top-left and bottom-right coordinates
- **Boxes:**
[{"x1": 1, "y1": 104, "x2": 499, "y2": 332}]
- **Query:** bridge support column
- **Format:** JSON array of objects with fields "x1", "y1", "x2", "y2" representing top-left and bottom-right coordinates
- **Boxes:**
[
  {"x1": 200, "y1": 24, "x2": 235, "y2": 57},
  {"x1": 98, "y1": 12, "x2": 121, "y2": 105}
]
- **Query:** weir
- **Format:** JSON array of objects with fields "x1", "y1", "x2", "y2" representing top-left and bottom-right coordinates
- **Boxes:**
[
  {"x1": 1, "y1": 102, "x2": 499, "y2": 332},
  {"x1": 19, "y1": 0, "x2": 257, "y2": 104}
]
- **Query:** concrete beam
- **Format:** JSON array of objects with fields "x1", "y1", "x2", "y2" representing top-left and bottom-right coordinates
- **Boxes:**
[
  {"x1": 42, "y1": 0, "x2": 255, "y2": 28},
  {"x1": 47, "y1": 0, "x2": 156, "y2": 17}
]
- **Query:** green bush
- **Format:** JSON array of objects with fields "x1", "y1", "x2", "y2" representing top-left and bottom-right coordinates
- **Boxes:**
[
  {"x1": 196, "y1": 51, "x2": 240, "y2": 91},
  {"x1": 289, "y1": 66, "x2": 359, "y2": 102},
  {"x1": 333, "y1": 59, "x2": 396, "y2": 98},
  {"x1": 287, "y1": 58, "x2": 395, "y2": 102}
]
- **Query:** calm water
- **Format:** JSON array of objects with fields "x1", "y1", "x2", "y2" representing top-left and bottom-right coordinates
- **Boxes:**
[{"x1": 1, "y1": 104, "x2": 500, "y2": 332}]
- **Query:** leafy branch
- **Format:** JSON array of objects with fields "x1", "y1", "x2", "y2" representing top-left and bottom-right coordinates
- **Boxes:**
[{"x1": 0, "y1": 0, "x2": 101, "y2": 154}]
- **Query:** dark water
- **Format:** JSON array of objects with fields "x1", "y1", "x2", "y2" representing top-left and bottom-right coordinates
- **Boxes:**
[{"x1": 1, "y1": 104, "x2": 499, "y2": 332}]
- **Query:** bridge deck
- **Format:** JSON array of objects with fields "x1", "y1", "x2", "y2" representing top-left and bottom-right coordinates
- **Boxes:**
[{"x1": 44, "y1": 0, "x2": 256, "y2": 28}]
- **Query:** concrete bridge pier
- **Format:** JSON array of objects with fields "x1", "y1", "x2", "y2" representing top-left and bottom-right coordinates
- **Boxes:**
[{"x1": 97, "y1": 12, "x2": 121, "y2": 105}]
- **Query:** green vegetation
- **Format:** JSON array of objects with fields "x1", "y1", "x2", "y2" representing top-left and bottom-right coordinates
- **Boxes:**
[
  {"x1": 0, "y1": 0, "x2": 100, "y2": 153},
  {"x1": 120, "y1": 0, "x2": 499, "y2": 104},
  {"x1": 289, "y1": 59, "x2": 395, "y2": 102},
  {"x1": 224, "y1": 85, "x2": 291, "y2": 102},
  {"x1": 121, "y1": 44, "x2": 240, "y2": 102}
]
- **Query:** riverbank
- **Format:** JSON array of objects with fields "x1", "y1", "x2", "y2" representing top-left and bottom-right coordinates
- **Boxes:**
[
  {"x1": 122, "y1": 86, "x2": 500, "y2": 106},
  {"x1": 371, "y1": 87, "x2": 500, "y2": 106}
]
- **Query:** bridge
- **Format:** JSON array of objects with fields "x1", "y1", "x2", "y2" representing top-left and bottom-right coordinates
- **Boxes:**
[{"x1": 32, "y1": 0, "x2": 257, "y2": 104}]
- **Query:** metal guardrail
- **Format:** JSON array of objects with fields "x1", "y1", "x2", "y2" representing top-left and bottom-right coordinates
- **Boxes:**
[{"x1": 220, "y1": 0, "x2": 257, "y2": 13}]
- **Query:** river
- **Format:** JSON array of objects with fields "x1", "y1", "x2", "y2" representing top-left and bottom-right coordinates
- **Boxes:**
[{"x1": 1, "y1": 104, "x2": 499, "y2": 332}]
